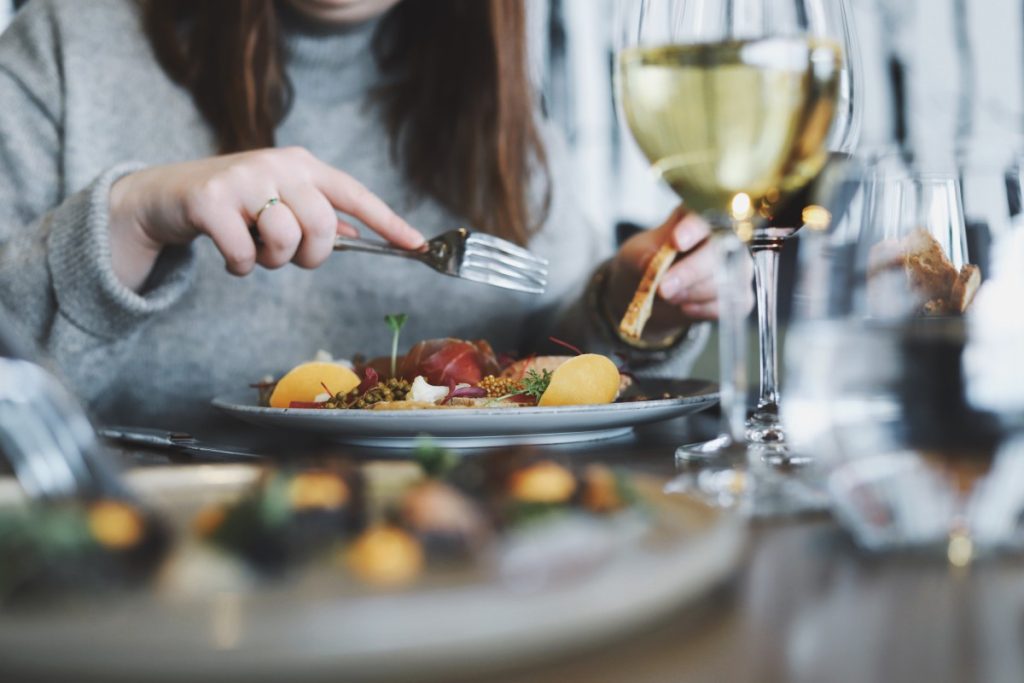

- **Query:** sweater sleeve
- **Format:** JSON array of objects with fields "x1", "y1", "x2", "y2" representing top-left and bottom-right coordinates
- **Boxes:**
[{"x1": 0, "y1": 3, "x2": 196, "y2": 397}]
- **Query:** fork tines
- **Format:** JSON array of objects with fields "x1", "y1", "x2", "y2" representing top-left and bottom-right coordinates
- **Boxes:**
[{"x1": 463, "y1": 233, "x2": 549, "y2": 294}]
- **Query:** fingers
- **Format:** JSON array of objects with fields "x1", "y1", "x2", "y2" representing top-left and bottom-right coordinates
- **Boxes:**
[
  {"x1": 314, "y1": 162, "x2": 424, "y2": 249},
  {"x1": 194, "y1": 205, "x2": 257, "y2": 276},
  {"x1": 253, "y1": 199, "x2": 302, "y2": 269},
  {"x1": 668, "y1": 212, "x2": 711, "y2": 252},
  {"x1": 336, "y1": 218, "x2": 360, "y2": 238},
  {"x1": 656, "y1": 218, "x2": 756, "y2": 322},
  {"x1": 659, "y1": 240, "x2": 716, "y2": 303},
  {"x1": 681, "y1": 301, "x2": 719, "y2": 320},
  {"x1": 174, "y1": 147, "x2": 420, "y2": 276},
  {"x1": 280, "y1": 185, "x2": 338, "y2": 269}
]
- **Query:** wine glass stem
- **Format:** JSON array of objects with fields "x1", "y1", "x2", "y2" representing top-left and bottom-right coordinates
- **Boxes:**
[
  {"x1": 750, "y1": 243, "x2": 781, "y2": 417},
  {"x1": 712, "y1": 226, "x2": 750, "y2": 443}
]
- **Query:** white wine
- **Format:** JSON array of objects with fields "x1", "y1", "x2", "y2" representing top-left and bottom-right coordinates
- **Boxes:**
[{"x1": 619, "y1": 37, "x2": 841, "y2": 223}]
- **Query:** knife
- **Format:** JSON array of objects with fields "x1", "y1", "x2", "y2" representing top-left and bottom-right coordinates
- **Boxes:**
[{"x1": 98, "y1": 426, "x2": 266, "y2": 461}]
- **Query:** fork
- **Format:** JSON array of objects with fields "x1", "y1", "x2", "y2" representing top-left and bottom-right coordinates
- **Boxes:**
[
  {"x1": 334, "y1": 228, "x2": 549, "y2": 294},
  {"x1": 0, "y1": 358, "x2": 132, "y2": 502}
]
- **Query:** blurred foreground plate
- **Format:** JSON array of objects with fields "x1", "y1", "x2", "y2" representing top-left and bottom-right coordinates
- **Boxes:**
[
  {"x1": 212, "y1": 379, "x2": 718, "y2": 448},
  {"x1": 0, "y1": 463, "x2": 743, "y2": 682}
]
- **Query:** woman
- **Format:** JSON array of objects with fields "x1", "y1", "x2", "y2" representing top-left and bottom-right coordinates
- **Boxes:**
[{"x1": 0, "y1": 0, "x2": 733, "y2": 432}]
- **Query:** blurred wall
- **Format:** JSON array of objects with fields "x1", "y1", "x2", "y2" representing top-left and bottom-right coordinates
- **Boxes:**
[
  {"x1": 2, "y1": 0, "x2": 1019, "y2": 235},
  {"x1": 536, "y1": 0, "x2": 1024, "y2": 235}
]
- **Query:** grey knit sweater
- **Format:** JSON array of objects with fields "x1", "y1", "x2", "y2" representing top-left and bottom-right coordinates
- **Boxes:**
[{"x1": 0, "y1": 0, "x2": 707, "y2": 432}]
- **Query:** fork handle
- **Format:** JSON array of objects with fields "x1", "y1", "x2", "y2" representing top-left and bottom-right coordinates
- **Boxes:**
[{"x1": 334, "y1": 236, "x2": 425, "y2": 262}]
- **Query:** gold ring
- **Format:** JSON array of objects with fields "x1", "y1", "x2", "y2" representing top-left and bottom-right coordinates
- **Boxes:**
[{"x1": 255, "y1": 197, "x2": 280, "y2": 222}]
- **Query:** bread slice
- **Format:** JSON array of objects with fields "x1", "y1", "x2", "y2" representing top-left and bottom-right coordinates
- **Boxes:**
[
  {"x1": 618, "y1": 243, "x2": 678, "y2": 341},
  {"x1": 949, "y1": 264, "x2": 981, "y2": 313},
  {"x1": 901, "y1": 229, "x2": 959, "y2": 306}
]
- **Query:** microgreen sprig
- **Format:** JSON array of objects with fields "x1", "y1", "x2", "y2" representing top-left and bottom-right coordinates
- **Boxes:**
[{"x1": 385, "y1": 313, "x2": 408, "y2": 378}]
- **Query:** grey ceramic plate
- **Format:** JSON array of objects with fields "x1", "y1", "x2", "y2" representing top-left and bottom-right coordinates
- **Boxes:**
[
  {"x1": 212, "y1": 379, "x2": 718, "y2": 448},
  {"x1": 0, "y1": 463, "x2": 744, "y2": 682}
]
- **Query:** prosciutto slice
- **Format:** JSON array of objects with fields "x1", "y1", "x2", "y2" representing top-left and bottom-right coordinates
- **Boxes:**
[
  {"x1": 360, "y1": 339, "x2": 501, "y2": 386},
  {"x1": 400, "y1": 339, "x2": 501, "y2": 386}
]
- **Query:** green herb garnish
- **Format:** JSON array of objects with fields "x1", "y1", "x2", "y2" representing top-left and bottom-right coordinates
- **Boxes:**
[
  {"x1": 491, "y1": 368, "x2": 553, "y2": 405},
  {"x1": 385, "y1": 313, "x2": 408, "y2": 378},
  {"x1": 519, "y1": 369, "x2": 553, "y2": 401},
  {"x1": 414, "y1": 439, "x2": 461, "y2": 478}
]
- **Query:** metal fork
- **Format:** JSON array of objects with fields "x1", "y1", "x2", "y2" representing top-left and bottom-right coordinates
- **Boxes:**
[
  {"x1": 334, "y1": 228, "x2": 549, "y2": 294},
  {"x1": 0, "y1": 358, "x2": 132, "y2": 502}
]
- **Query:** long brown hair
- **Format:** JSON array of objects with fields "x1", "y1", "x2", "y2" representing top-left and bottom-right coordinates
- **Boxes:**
[{"x1": 144, "y1": 0, "x2": 549, "y2": 246}]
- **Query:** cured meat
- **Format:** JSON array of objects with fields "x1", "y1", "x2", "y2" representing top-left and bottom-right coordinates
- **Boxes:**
[
  {"x1": 360, "y1": 339, "x2": 501, "y2": 385},
  {"x1": 402, "y1": 339, "x2": 501, "y2": 385}
]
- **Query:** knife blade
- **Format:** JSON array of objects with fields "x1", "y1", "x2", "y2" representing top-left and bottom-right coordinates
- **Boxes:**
[{"x1": 98, "y1": 426, "x2": 266, "y2": 461}]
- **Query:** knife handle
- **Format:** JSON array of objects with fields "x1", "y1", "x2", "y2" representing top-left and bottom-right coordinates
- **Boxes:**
[{"x1": 97, "y1": 426, "x2": 193, "y2": 448}]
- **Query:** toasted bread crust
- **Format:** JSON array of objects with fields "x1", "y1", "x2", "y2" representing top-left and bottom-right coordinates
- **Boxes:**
[
  {"x1": 867, "y1": 229, "x2": 981, "y2": 316},
  {"x1": 618, "y1": 243, "x2": 678, "y2": 341},
  {"x1": 950, "y1": 264, "x2": 981, "y2": 313}
]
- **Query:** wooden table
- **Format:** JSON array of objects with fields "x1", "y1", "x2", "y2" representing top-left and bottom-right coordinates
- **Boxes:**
[{"x1": 78, "y1": 415, "x2": 1024, "y2": 682}]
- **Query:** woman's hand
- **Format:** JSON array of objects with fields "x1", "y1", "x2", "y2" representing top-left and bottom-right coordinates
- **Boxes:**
[
  {"x1": 606, "y1": 206, "x2": 754, "y2": 343},
  {"x1": 108, "y1": 147, "x2": 424, "y2": 290}
]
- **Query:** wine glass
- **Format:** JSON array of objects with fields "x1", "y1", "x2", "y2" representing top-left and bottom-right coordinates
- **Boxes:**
[
  {"x1": 746, "y1": 0, "x2": 862, "y2": 451},
  {"x1": 615, "y1": 0, "x2": 848, "y2": 470}
]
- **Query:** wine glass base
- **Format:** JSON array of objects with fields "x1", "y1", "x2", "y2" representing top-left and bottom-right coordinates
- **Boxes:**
[
  {"x1": 674, "y1": 433, "x2": 742, "y2": 465},
  {"x1": 753, "y1": 443, "x2": 814, "y2": 468},
  {"x1": 745, "y1": 410, "x2": 786, "y2": 444}
]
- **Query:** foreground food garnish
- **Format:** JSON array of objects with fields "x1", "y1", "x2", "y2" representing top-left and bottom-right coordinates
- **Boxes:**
[
  {"x1": 0, "y1": 499, "x2": 168, "y2": 600},
  {"x1": 0, "y1": 450, "x2": 647, "y2": 597}
]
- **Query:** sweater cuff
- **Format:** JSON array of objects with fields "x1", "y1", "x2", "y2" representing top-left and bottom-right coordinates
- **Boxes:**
[
  {"x1": 585, "y1": 258, "x2": 711, "y2": 374},
  {"x1": 47, "y1": 163, "x2": 196, "y2": 340}
]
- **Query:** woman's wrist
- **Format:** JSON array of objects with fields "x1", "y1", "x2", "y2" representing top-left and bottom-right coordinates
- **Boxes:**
[{"x1": 108, "y1": 172, "x2": 163, "y2": 292}]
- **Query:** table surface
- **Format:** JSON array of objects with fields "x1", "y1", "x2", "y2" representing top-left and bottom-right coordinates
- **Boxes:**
[{"x1": 13, "y1": 413, "x2": 1024, "y2": 683}]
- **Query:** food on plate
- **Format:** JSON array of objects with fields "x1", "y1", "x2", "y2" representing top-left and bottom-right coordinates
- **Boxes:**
[
  {"x1": 259, "y1": 343, "x2": 630, "y2": 411},
  {"x1": 268, "y1": 361, "x2": 361, "y2": 409},
  {"x1": 619, "y1": 242, "x2": 678, "y2": 341},
  {"x1": 536, "y1": 354, "x2": 621, "y2": 407},
  {"x1": 501, "y1": 354, "x2": 633, "y2": 395},
  {"x1": 344, "y1": 525, "x2": 424, "y2": 588},
  {"x1": 0, "y1": 444, "x2": 653, "y2": 598},
  {"x1": 867, "y1": 229, "x2": 981, "y2": 317},
  {"x1": 398, "y1": 480, "x2": 491, "y2": 560},
  {"x1": 194, "y1": 466, "x2": 366, "y2": 573},
  {"x1": 507, "y1": 461, "x2": 577, "y2": 503},
  {"x1": 580, "y1": 464, "x2": 633, "y2": 514},
  {"x1": 0, "y1": 498, "x2": 168, "y2": 600}
]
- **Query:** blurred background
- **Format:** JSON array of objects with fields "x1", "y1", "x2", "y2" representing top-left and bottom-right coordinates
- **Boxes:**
[
  {"x1": 4, "y1": 0, "x2": 1019, "y2": 232},
  {"x1": 2, "y1": 0, "x2": 1020, "y2": 378}
]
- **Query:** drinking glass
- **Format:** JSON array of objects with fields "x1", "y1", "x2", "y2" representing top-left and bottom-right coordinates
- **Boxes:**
[
  {"x1": 615, "y1": 0, "x2": 848, "y2": 467},
  {"x1": 783, "y1": 165, "x2": 1018, "y2": 553}
]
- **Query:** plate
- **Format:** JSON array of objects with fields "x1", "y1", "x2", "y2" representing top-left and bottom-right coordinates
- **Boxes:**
[
  {"x1": 212, "y1": 379, "x2": 718, "y2": 448},
  {"x1": 0, "y1": 464, "x2": 745, "y2": 682}
]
